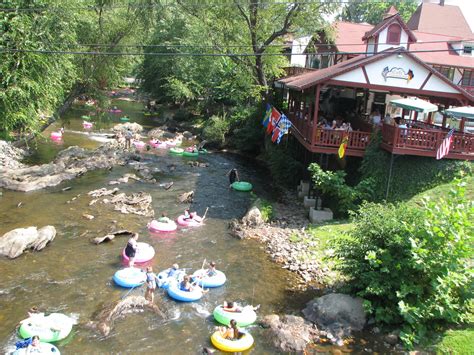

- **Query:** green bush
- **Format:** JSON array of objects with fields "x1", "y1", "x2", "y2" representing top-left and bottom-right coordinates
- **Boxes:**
[
  {"x1": 333, "y1": 183, "x2": 473, "y2": 348},
  {"x1": 228, "y1": 105, "x2": 264, "y2": 153},
  {"x1": 308, "y1": 163, "x2": 374, "y2": 215},
  {"x1": 265, "y1": 139, "x2": 304, "y2": 187},
  {"x1": 202, "y1": 114, "x2": 230, "y2": 147},
  {"x1": 259, "y1": 199, "x2": 273, "y2": 222}
]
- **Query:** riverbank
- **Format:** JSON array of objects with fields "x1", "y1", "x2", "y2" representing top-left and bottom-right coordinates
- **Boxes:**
[{"x1": 230, "y1": 190, "x2": 349, "y2": 288}]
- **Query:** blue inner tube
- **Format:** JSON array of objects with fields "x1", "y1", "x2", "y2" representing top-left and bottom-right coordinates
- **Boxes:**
[
  {"x1": 167, "y1": 281, "x2": 203, "y2": 302},
  {"x1": 192, "y1": 269, "x2": 226, "y2": 288},
  {"x1": 113, "y1": 267, "x2": 146, "y2": 288},
  {"x1": 157, "y1": 268, "x2": 185, "y2": 289}
]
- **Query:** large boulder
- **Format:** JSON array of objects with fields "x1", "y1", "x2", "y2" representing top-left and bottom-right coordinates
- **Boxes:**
[
  {"x1": 262, "y1": 314, "x2": 317, "y2": 353},
  {"x1": 303, "y1": 293, "x2": 366, "y2": 341},
  {"x1": 0, "y1": 140, "x2": 27, "y2": 170},
  {"x1": 0, "y1": 226, "x2": 56, "y2": 258},
  {"x1": 241, "y1": 199, "x2": 265, "y2": 227}
]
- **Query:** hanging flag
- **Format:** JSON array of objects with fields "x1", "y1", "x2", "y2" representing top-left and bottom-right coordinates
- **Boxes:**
[
  {"x1": 271, "y1": 126, "x2": 281, "y2": 143},
  {"x1": 266, "y1": 107, "x2": 281, "y2": 134},
  {"x1": 276, "y1": 114, "x2": 292, "y2": 143},
  {"x1": 338, "y1": 134, "x2": 349, "y2": 158},
  {"x1": 262, "y1": 103, "x2": 271, "y2": 127},
  {"x1": 436, "y1": 128, "x2": 455, "y2": 160}
]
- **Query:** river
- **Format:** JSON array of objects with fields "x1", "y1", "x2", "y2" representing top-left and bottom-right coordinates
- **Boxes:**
[{"x1": 0, "y1": 93, "x2": 315, "y2": 354}]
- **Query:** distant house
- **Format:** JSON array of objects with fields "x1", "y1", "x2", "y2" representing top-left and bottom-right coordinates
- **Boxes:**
[{"x1": 276, "y1": 2, "x2": 474, "y2": 161}]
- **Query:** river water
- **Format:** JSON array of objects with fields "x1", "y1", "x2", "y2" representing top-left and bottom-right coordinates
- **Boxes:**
[
  {"x1": 0, "y1": 95, "x2": 317, "y2": 354},
  {"x1": 1, "y1": 92, "x2": 395, "y2": 354}
]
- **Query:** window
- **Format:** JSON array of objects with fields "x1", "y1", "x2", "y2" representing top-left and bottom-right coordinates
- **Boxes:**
[
  {"x1": 433, "y1": 65, "x2": 455, "y2": 81},
  {"x1": 463, "y1": 45, "x2": 472, "y2": 55},
  {"x1": 387, "y1": 24, "x2": 401, "y2": 45},
  {"x1": 462, "y1": 70, "x2": 474, "y2": 86}
]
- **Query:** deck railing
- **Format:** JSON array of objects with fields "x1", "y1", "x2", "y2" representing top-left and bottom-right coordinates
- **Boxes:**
[
  {"x1": 382, "y1": 124, "x2": 474, "y2": 157},
  {"x1": 314, "y1": 128, "x2": 371, "y2": 151}
]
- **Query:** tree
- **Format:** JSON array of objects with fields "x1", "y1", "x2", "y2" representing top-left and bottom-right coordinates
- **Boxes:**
[
  {"x1": 340, "y1": 0, "x2": 419, "y2": 25},
  {"x1": 173, "y1": 0, "x2": 338, "y2": 100}
]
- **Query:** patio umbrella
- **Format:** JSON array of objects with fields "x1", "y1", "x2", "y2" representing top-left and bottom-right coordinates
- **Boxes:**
[
  {"x1": 444, "y1": 106, "x2": 474, "y2": 120},
  {"x1": 389, "y1": 98, "x2": 438, "y2": 113}
]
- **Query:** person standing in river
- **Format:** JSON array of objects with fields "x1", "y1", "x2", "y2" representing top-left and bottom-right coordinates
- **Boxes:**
[
  {"x1": 124, "y1": 128, "x2": 133, "y2": 150},
  {"x1": 124, "y1": 233, "x2": 139, "y2": 267},
  {"x1": 226, "y1": 168, "x2": 239, "y2": 187}
]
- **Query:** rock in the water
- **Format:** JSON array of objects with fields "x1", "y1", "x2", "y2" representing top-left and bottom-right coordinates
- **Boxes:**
[
  {"x1": 241, "y1": 199, "x2": 265, "y2": 227},
  {"x1": 0, "y1": 140, "x2": 27, "y2": 170},
  {"x1": 303, "y1": 293, "x2": 366, "y2": 340},
  {"x1": 91, "y1": 230, "x2": 135, "y2": 244},
  {"x1": 182, "y1": 131, "x2": 193, "y2": 138},
  {"x1": 177, "y1": 191, "x2": 194, "y2": 203},
  {"x1": 86, "y1": 295, "x2": 166, "y2": 336},
  {"x1": 261, "y1": 314, "x2": 317, "y2": 353},
  {"x1": 0, "y1": 226, "x2": 56, "y2": 258},
  {"x1": 113, "y1": 122, "x2": 143, "y2": 133}
]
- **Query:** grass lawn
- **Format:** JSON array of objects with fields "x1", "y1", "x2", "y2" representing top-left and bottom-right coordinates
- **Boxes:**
[
  {"x1": 434, "y1": 328, "x2": 474, "y2": 355},
  {"x1": 410, "y1": 176, "x2": 473, "y2": 205}
]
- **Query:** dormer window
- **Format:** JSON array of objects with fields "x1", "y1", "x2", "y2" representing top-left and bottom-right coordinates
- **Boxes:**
[
  {"x1": 387, "y1": 24, "x2": 401, "y2": 45},
  {"x1": 463, "y1": 45, "x2": 472, "y2": 55}
]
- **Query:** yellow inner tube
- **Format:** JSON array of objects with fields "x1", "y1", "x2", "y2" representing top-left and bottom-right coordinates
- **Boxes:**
[{"x1": 210, "y1": 331, "x2": 254, "y2": 352}]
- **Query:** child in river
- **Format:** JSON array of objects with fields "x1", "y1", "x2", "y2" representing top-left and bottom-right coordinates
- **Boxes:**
[{"x1": 145, "y1": 266, "x2": 157, "y2": 303}]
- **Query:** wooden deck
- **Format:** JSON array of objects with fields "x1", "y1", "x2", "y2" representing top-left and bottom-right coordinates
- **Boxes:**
[{"x1": 288, "y1": 113, "x2": 474, "y2": 160}]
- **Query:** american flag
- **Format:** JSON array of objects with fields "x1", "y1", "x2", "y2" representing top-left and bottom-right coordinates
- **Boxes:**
[{"x1": 436, "y1": 128, "x2": 455, "y2": 160}]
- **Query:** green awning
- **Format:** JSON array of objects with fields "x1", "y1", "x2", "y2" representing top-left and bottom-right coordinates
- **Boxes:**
[
  {"x1": 389, "y1": 98, "x2": 438, "y2": 113},
  {"x1": 444, "y1": 106, "x2": 474, "y2": 120}
]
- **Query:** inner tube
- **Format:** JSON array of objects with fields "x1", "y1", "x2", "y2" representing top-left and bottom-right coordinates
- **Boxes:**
[
  {"x1": 169, "y1": 147, "x2": 184, "y2": 155},
  {"x1": 109, "y1": 109, "x2": 122, "y2": 113},
  {"x1": 166, "y1": 141, "x2": 177, "y2": 147},
  {"x1": 120, "y1": 116, "x2": 130, "y2": 122},
  {"x1": 81, "y1": 115, "x2": 90, "y2": 119},
  {"x1": 192, "y1": 269, "x2": 226, "y2": 288},
  {"x1": 13, "y1": 342, "x2": 60, "y2": 355},
  {"x1": 198, "y1": 148, "x2": 208, "y2": 154},
  {"x1": 143, "y1": 112, "x2": 152, "y2": 116},
  {"x1": 183, "y1": 150, "x2": 199, "y2": 157},
  {"x1": 19, "y1": 313, "x2": 74, "y2": 343},
  {"x1": 213, "y1": 305, "x2": 257, "y2": 327},
  {"x1": 167, "y1": 281, "x2": 203, "y2": 302},
  {"x1": 50, "y1": 132, "x2": 62, "y2": 139},
  {"x1": 149, "y1": 140, "x2": 167, "y2": 149},
  {"x1": 157, "y1": 268, "x2": 185, "y2": 289},
  {"x1": 133, "y1": 140, "x2": 145, "y2": 149},
  {"x1": 113, "y1": 267, "x2": 146, "y2": 288},
  {"x1": 176, "y1": 215, "x2": 202, "y2": 227},
  {"x1": 83, "y1": 121, "x2": 93, "y2": 129},
  {"x1": 231, "y1": 181, "x2": 253, "y2": 192},
  {"x1": 210, "y1": 330, "x2": 254, "y2": 352},
  {"x1": 121, "y1": 242, "x2": 155, "y2": 264},
  {"x1": 148, "y1": 220, "x2": 177, "y2": 233}
]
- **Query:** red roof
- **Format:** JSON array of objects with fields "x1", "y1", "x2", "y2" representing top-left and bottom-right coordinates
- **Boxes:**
[
  {"x1": 278, "y1": 47, "x2": 474, "y2": 102},
  {"x1": 412, "y1": 31, "x2": 474, "y2": 69},
  {"x1": 407, "y1": 3, "x2": 473, "y2": 39},
  {"x1": 362, "y1": 13, "x2": 417, "y2": 42},
  {"x1": 333, "y1": 22, "x2": 372, "y2": 53}
]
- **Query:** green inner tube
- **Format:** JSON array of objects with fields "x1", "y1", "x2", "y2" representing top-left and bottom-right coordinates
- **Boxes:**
[
  {"x1": 169, "y1": 147, "x2": 184, "y2": 155},
  {"x1": 143, "y1": 112, "x2": 152, "y2": 116},
  {"x1": 183, "y1": 150, "x2": 199, "y2": 157},
  {"x1": 213, "y1": 305, "x2": 257, "y2": 327},
  {"x1": 120, "y1": 117, "x2": 130, "y2": 122},
  {"x1": 231, "y1": 181, "x2": 253, "y2": 192},
  {"x1": 198, "y1": 148, "x2": 207, "y2": 154},
  {"x1": 81, "y1": 115, "x2": 90, "y2": 119}
]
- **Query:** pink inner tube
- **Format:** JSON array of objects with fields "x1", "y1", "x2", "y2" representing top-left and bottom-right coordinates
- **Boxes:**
[
  {"x1": 50, "y1": 132, "x2": 62, "y2": 139},
  {"x1": 176, "y1": 215, "x2": 203, "y2": 227},
  {"x1": 148, "y1": 220, "x2": 177, "y2": 232},
  {"x1": 166, "y1": 141, "x2": 177, "y2": 147},
  {"x1": 122, "y1": 242, "x2": 155, "y2": 264},
  {"x1": 83, "y1": 122, "x2": 93, "y2": 129},
  {"x1": 149, "y1": 140, "x2": 161, "y2": 148},
  {"x1": 109, "y1": 109, "x2": 122, "y2": 113},
  {"x1": 133, "y1": 140, "x2": 146, "y2": 149}
]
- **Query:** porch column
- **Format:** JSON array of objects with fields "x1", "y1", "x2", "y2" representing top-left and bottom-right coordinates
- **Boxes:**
[
  {"x1": 442, "y1": 114, "x2": 447, "y2": 128},
  {"x1": 460, "y1": 117, "x2": 466, "y2": 132},
  {"x1": 427, "y1": 112, "x2": 433, "y2": 125},
  {"x1": 311, "y1": 85, "x2": 321, "y2": 144},
  {"x1": 413, "y1": 111, "x2": 418, "y2": 121}
]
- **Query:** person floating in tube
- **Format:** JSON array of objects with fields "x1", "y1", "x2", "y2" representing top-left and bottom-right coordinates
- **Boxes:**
[{"x1": 226, "y1": 168, "x2": 240, "y2": 188}]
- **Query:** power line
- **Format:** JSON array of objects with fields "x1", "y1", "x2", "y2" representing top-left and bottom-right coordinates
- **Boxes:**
[
  {"x1": 0, "y1": 0, "x2": 415, "y2": 12},
  {"x1": 35, "y1": 39, "x2": 472, "y2": 49},
  {"x1": 0, "y1": 47, "x2": 465, "y2": 57}
]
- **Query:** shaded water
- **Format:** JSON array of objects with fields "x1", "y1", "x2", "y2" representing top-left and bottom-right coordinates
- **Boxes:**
[{"x1": 0, "y1": 97, "x2": 313, "y2": 354}]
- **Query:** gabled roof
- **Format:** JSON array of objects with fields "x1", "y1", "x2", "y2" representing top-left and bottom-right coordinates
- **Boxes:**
[
  {"x1": 333, "y1": 22, "x2": 372, "y2": 53},
  {"x1": 407, "y1": 3, "x2": 473, "y2": 38},
  {"x1": 362, "y1": 13, "x2": 417, "y2": 42},
  {"x1": 278, "y1": 47, "x2": 474, "y2": 102}
]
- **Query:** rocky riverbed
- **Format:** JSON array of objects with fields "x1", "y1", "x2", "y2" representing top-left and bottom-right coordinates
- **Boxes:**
[{"x1": 229, "y1": 191, "x2": 337, "y2": 286}]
